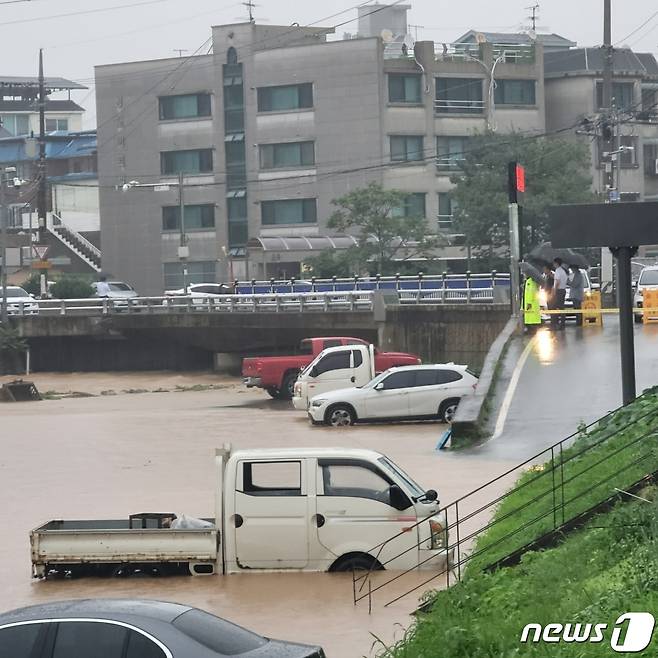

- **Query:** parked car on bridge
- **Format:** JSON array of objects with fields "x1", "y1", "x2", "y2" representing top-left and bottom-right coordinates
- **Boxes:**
[
  {"x1": 634, "y1": 265, "x2": 658, "y2": 323},
  {"x1": 2, "y1": 286, "x2": 39, "y2": 316},
  {"x1": 91, "y1": 281, "x2": 139, "y2": 311},
  {"x1": 307, "y1": 364, "x2": 478, "y2": 426},
  {"x1": 0, "y1": 599, "x2": 325, "y2": 658},
  {"x1": 162, "y1": 282, "x2": 234, "y2": 309}
]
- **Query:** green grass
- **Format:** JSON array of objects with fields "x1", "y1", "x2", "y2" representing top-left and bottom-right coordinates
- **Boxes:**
[
  {"x1": 467, "y1": 387, "x2": 658, "y2": 572},
  {"x1": 380, "y1": 389, "x2": 658, "y2": 658},
  {"x1": 384, "y1": 495, "x2": 658, "y2": 658}
]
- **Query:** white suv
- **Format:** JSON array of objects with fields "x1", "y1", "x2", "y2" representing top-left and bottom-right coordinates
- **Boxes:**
[
  {"x1": 634, "y1": 265, "x2": 658, "y2": 323},
  {"x1": 308, "y1": 364, "x2": 478, "y2": 427}
]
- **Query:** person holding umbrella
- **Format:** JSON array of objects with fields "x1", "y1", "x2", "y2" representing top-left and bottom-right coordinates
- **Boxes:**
[
  {"x1": 568, "y1": 264, "x2": 585, "y2": 326},
  {"x1": 520, "y1": 262, "x2": 542, "y2": 330},
  {"x1": 552, "y1": 257, "x2": 568, "y2": 329}
]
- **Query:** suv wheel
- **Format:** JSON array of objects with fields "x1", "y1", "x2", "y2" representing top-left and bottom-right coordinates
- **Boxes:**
[{"x1": 326, "y1": 404, "x2": 355, "y2": 427}]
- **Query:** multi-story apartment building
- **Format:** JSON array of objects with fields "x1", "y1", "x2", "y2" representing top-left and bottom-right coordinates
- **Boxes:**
[
  {"x1": 95, "y1": 8, "x2": 547, "y2": 294},
  {"x1": 544, "y1": 48, "x2": 658, "y2": 259}
]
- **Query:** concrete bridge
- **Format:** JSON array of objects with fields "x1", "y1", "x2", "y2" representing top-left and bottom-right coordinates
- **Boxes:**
[{"x1": 9, "y1": 301, "x2": 511, "y2": 373}]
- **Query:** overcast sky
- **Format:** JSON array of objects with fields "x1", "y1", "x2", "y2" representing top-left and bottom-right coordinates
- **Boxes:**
[{"x1": 3, "y1": 0, "x2": 657, "y2": 126}]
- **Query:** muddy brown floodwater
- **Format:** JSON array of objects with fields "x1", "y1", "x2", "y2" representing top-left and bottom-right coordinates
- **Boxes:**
[{"x1": 0, "y1": 372, "x2": 516, "y2": 657}]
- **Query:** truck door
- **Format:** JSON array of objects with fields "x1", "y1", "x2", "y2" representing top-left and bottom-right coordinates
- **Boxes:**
[
  {"x1": 315, "y1": 459, "x2": 418, "y2": 569},
  {"x1": 307, "y1": 349, "x2": 354, "y2": 397},
  {"x1": 234, "y1": 459, "x2": 310, "y2": 569}
]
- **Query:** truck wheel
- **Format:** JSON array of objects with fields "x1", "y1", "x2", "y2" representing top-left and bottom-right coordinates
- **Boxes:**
[
  {"x1": 326, "y1": 404, "x2": 355, "y2": 427},
  {"x1": 330, "y1": 553, "x2": 382, "y2": 572},
  {"x1": 439, "y1": 398, "x2": 460, "y2": 423},
  {"x1": 281, "y1": 371, "x2": 299, "y2": 400},
  {"x1": 266, "y1": 386, "x2": 281, "y2": 399}
]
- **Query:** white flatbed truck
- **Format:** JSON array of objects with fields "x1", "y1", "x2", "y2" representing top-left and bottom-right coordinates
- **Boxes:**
[{"x1": 31, "y1": 445, "x2": 448, "y2": 578}]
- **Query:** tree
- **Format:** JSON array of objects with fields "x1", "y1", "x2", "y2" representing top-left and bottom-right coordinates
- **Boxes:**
[
  {"x1": 0, "y1": 326, "x2": 27, "y2": 374},
  {"x1": 449, "y1": 131, "x2": 593, "y2": 265},
  {"x1": 327, "y1": 182, "x2": 445, "y2": 275},
  {"x1": 21, "y1": 273, "x2": 41, "y2": 296},
  {"x1": 50, "y1": 275, "x2": 94, "y2": 299}
]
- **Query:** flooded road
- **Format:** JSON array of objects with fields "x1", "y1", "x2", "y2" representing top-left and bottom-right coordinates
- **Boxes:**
[{"x1": 0, "y1": 374, "x2": 515, "y2": 657}]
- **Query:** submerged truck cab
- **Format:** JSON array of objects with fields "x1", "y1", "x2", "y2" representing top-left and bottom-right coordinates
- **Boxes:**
[
  {"x1": 224, "y1": 448, "x2": 447, "y2": 573},
  {"x1": 292, "y1": 345, "x2": 376, "y2": 411}
]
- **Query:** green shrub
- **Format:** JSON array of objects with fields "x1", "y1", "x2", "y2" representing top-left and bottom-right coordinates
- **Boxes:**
[
  {"x1": 50, "y1": 275, "x2": 94, "y2": 299},
  {"x1": 21, "y1": 273, "x2": 42, "y2": 296}
]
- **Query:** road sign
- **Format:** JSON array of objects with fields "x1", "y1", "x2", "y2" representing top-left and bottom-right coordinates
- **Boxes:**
[
  {"x1": 32, "y1": 260, "x2": 51, "y2": 269},
  {"x1": 32, "y1": 245, "x2": 49, "y2": 260}
]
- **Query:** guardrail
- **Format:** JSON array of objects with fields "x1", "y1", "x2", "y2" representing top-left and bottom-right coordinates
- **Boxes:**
[
  {"x1": 233, "y1": 272, "x2": 510, "y2": 294},
  {"x1": 3, "y1": 285, "x2": 507, "y2": 318},
  {"x1": 353, "y1": 398, "x2": 658, "y2": 610}
]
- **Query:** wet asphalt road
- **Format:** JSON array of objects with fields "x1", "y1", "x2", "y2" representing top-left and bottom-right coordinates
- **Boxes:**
[{"x1": 466, "y1": 317, "x2": 658, "y2": 462}]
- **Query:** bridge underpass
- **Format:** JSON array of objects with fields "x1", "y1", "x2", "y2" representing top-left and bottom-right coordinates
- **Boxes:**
[{"x1": 466, "y1": 317, "x2": 658, "y2": 462}]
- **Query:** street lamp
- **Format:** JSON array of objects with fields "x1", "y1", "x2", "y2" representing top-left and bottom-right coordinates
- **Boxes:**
[{"x1": 121, "y1": 172, "x2": 189, "y2": 291}]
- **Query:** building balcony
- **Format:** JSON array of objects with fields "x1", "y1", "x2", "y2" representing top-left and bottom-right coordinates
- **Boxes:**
[{"x1": 434, "y1": 99, "x2": 485, "y2": 115}]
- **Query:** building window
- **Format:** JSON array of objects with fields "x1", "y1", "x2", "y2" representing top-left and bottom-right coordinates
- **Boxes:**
[
  {"x1": 45, "y1": 118, "x2": 69, "y2": 132},
  {"x1": 224, "y1": 85, "x2": 244, "y2": 111},
  {"x1": 257, "y1": 83, "x2": 313, "y2": 112},
  {"x1": 158, "y1": 93, "x2": 211, "y2": 120},
  {"x1": 436, "y1": 136, "x2": 470, "y2": 171},
  {"x1": 438, "y1": 192, "x2": 457, "y2": 230},
  {"x1": 390, "y1": 135, "x2": 424, "y2": 162},
  {"x1": 161, "y1": 149, "x2": 213, "y2": 175},
  {"x1": 596, "y1": 82, "x2": 634, "y2": 111},
  {"x1": 392, "y1": 193, "x2": 426, "y2": 218},
  {"x1": 435, "y1": 78, "x2": 484, "y2": 114},
  {"x1": 598, "y1": 135, "x2": 637, "y2": 167},
  {"x1": 0, "y1": 114, "x2": 30, "y2": 136},
  {"x1": 259, "y1": 141, "x2": 315, "y2": 169},
  {"x1": 388, "y1": 74, "x2": 422, "y2": 103},
  {"x1": 641, "y1": 88, "x2": 657, "y2": 114},
  {"x1": 229, "y1": 221, "x2": 249, "y2": 247},
  {"x1": 261, "y1": 198, "x2": 317, "y2": 225},
  {"x1": 164, "y1": 261, "x2": 216, "y2": 288},
  {"x1": 227, "y1": 197, "x2": 247, "y2": 219},
  {"x1": 162, "y1": 204, "x2": 215, "y2": 231},
  {"x1": 644, "y1": 143, "x2": 658, "y2": 176},
  {"x1": 493, "y1": 79, "x2": 536, "y2": 105}
]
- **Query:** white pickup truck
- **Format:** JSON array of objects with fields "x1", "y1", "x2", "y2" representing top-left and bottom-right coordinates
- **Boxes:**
[
  {"x1": 31, "y1": 445, "x2": 448, "y2": 578},
  {"x1": 292, "y1": 344, "x2": 377, "y2": 411}
]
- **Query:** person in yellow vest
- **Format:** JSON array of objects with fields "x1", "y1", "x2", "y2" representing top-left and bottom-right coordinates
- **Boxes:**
[{"x1": 523, "y1": 275, "x2": 542, "y2": 330}]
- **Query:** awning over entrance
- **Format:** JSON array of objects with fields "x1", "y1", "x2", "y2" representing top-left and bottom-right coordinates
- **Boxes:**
[{"x1": 247, "y1": 235, "x2": 359, "y2": 252}]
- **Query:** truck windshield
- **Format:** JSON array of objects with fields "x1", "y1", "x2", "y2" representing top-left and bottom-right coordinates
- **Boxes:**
[
  {"x1": 378, "y1": 456, "x2": 425, "y2": 499},
  {"x1": 299, "y1": 339, "x2": 313, "y2": 355}
]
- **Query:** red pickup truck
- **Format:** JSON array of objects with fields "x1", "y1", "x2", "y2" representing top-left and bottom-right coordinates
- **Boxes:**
[{"x1": 242, "y1": 336, "x2": 421, "y2": 399}]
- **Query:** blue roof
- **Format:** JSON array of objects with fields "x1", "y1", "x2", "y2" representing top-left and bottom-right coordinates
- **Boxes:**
[{"x1": 0, "y1": 131, "x2": 96, "y2": 163}]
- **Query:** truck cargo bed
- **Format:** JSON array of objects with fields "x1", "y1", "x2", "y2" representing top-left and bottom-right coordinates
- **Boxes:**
[{"x1": 31, "y1": 516, "x2": 219, "y2": 578}]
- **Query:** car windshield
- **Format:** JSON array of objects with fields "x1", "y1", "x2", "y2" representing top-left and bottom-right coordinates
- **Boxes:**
[
  {"x1": 109, "y1": 283, "x2": 133, "y2": 291},
  {"x1": 7, "y1": 288, "x2": 29, "y2": 298},
  {"x1": 639, "y1": 270, "x2": 658, "y2": 286},
  {"x1": 378, "y1": 456, "x2": 425, "y2": 499}
]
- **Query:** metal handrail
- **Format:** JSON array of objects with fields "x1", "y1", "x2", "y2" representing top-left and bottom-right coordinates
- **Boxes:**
[{"x1": 352, "y1": 397, "x2": 658, "y2": 608}]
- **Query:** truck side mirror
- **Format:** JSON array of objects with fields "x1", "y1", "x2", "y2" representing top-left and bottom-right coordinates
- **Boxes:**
[
  {"x1": 424, "y1": 489, "x2": 438, "y2": 502},
  {"x1": 389, "y1": 484, "x2": 411, "y2": 511}
]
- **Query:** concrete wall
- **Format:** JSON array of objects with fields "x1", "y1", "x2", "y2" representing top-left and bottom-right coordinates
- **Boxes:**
[{"x1": 378, "y1": 304, "x2": 510, "y2": 370}]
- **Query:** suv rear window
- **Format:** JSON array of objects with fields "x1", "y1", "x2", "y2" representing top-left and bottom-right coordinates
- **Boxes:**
[{"x1": 173, "y1": 609, "x2": 267, "y2": 655}]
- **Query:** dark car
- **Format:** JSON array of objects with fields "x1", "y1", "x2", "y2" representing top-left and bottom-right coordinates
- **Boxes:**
[{"x1": 0, "y1": 599, "x2": 325, "y2": 658}]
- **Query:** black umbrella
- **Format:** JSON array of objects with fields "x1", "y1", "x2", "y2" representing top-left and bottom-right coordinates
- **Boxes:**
[
  {"x1": 520, "y1": 261, "x2": 543, "y2": 285},
  {"x1": 528, "y1": 242, "x2": 589, "y2": 269}
]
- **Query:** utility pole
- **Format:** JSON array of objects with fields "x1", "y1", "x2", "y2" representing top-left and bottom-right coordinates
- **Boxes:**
[
  {"x1": 0, "y1": 171, "x2": 7, "y2": 324},
  {"x1": 37, "y1": 49, "x2": 48, "y2": 299}
]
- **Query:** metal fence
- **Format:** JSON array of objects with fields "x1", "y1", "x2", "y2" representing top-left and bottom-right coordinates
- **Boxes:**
[
  {"x1": 4, "y1": 274, "x2": 510, "y2": 317},
  {"x1": 353, "y1": 400, "x2": 658, "y2": 610}
]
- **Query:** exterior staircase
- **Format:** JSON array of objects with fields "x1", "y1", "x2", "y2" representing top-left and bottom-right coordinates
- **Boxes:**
[{"x1": 48, "y1": 213, "x2": 101, "y2": 272}]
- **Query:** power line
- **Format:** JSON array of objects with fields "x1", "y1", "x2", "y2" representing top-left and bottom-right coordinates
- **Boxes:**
[
  {"x1": 0, "y1": 0, "x2": 170, "y2": 27},
  {"x1": 614, "y1": 9, "x2": 658, "y2": 45}
]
